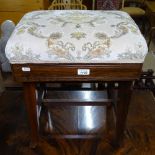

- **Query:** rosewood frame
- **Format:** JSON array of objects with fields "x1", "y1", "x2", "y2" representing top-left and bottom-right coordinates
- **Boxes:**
[{"x1": 11, "y1": 63, "x2": 142, "y2": 146}]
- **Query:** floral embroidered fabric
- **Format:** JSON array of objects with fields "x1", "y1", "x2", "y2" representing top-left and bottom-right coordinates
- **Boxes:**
[{"x1": 5, "y1": 10, "x2": 148, "y2": 64}]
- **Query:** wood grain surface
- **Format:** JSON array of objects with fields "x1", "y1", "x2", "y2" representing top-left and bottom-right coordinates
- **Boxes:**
[{"x1": 12, "y1": 63, "x2": 142, "y2": 82}]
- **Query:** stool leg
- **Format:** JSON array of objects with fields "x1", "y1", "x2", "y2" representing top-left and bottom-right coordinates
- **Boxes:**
[
  {"x1": 113, "y1": 81, "x2": 132, "y2": 147},
  {"x1": 23, "y1": 82, "x2": 39, "y2": 147}
]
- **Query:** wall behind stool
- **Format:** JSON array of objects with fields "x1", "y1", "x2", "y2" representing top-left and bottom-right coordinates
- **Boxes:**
[{"x1": 0, "y1": 0, "x2": 50, "y2": 24}]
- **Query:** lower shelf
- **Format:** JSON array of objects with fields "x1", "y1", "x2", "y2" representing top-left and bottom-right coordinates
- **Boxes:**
[{"x1": 43, "y1": 90, "x2": 112, "y2": 106}]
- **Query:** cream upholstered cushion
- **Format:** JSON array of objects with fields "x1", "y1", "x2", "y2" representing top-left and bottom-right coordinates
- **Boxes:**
[
  {"x1": 5, "y1": 10, "x2": 147, "y2": 64},
  {"x1": 121, "y1": 7, "x2": 145, "y2": 16}
]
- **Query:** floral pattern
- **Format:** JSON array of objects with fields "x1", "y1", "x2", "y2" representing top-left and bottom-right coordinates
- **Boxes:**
[
  {"x1": 5, "y1": 10, "x2": 148, "y2": 64},
  {"x1": 7, "y1": 44, "x2": 41, "y2": 63},
  {"x1": 118, "y1": 43, "x2": 146, "y2": 60},
  {"x1": 71, "y1": 32, "x2": 86, "y2": 40}
]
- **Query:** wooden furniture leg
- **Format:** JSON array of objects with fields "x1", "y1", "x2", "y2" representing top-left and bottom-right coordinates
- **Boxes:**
[
  {"x1": 23, "y1": 82, "x2": 39, "y2": 147},
  {"x1": 114, "y1": 81, "x2": 132, "y2": 146}
]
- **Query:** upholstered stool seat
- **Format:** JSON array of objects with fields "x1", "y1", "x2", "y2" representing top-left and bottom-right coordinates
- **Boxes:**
[{"x1": 5, "y1": 10, "x2": 147, "y2": 64}]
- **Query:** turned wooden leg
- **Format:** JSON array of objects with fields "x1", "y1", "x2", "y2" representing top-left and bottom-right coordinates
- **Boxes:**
[
  {"x1": 113, "y1": 81, "x2": 132, "y2": 146},
  {"x1": 23, "y1": 82, "x2": 39, "y2": 147}
]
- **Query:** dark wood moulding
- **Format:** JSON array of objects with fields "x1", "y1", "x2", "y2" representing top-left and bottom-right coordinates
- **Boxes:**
[{"x1": 11, "y1": 63, "x2": 142, "y2": 82}]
